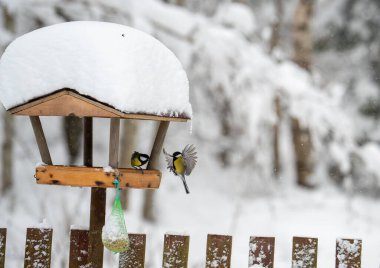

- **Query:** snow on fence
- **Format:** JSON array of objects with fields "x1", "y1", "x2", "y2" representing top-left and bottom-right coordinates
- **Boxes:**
[{"x1": 0, "y1": 227, "x2": 362, "y2": 268}]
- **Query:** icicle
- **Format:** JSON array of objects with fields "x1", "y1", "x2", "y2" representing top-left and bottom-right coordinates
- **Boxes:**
[{"x1": 188, "y1": 119, "x2": 193, "y2": 134}]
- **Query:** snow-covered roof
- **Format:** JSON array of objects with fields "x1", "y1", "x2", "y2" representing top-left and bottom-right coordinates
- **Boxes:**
[{"x1": 0, "y1": 21, "x2": 191, "y2": 119}]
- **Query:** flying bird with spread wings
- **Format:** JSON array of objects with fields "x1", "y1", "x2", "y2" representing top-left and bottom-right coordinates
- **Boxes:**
[{"x1": 163, "y1": 144, "x2": 197, "y2": 194}]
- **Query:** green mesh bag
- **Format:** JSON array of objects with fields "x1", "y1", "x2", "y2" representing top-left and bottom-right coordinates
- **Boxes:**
[{"x1": 102, "y1": 179, "x2": 129, "y2": 253}]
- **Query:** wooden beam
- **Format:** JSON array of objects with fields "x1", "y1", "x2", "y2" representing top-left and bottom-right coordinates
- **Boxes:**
[
  {"x1": 10, "y1": 90, "x2": 189, "y2": 122},
  {"x1": 0, "y1": 228, "x2": 6, "y2": 268},
  {"x1": 83, "y1": 118, "x2": 92, "y2": 167},
  {"x1": 336, "y1": 238, "x2": 362, "y2": 268},
  {"x1": 24, "y1": 228, "x2": 53, "y2": 268},
  {"x1": 292, "y1": 236, "x2": 318, "y2": 268},
  {"x1": 119, "y1": 234, "x2": 146, "y2": 268},
  {"x1": 35, "y1": 165, "x2": 161, "y2": 189},
  {"x1": 109, "y1": 118, "x2": 120, "y2": 167},
  {"x1": 147, "y1": 121, "x2": 170, "y2": 170},
  {"x1": 162, "y1": 234, "x2": 190, "y2": 268},
  {"x1": 29, "y1": 116, "x2": 52, "y2": 165},
  {"x1": 205, "y1": 234, "x2": 232, "y2": 268},
  {"x1": 86, "y1": 117, "x2": 104, "y2": 268},
  {"x1": 143, "y1": 121, "x2": 170, "y2": 221},
  {"x1": 69, "y1": 229, "x2": 89, "y2": 268},
  {"x1": 249, "y1": 236, "x2": 275, "y2": 268}
]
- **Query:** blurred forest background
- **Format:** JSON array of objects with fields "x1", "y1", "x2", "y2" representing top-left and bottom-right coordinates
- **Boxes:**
[{"x1": 1, "y1": 0, "x2": 380, "y2": 267}]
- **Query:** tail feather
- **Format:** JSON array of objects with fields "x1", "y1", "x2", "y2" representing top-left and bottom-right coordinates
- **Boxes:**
[{"x1": 180, "y1": 175, "x2": 190, "y2": 194}]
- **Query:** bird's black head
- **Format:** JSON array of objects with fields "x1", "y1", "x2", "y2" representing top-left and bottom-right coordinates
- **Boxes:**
[{"x1": 173, "y1": 151, "x2": 182, "y2": 159}]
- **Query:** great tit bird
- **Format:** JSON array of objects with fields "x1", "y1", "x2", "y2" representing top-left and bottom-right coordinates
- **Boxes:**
[
  {"x1": 131, "y1": 151, "x2": 150, "y2": 172},
  {"x1": 163, "y1": 144, "x2": 197, "y2": 194}
]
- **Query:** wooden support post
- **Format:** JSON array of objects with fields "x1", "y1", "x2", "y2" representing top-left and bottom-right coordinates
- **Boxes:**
[
  {"x1": 162, "y1": 234, "x2": 190, "y2": 268},
  {"x1": 249, "y1": 236, "x2": 275, "y2": 268},
  {"x1": 86, "y1": 117, "x2": 103, "y2": 268},
  {"x1": 147, "y1": 121, "x2": 170, "y2": 170},
  {"x1": 143, "y1": 121, "x2": 170, "y2": 221},
  {"x1": 119, "y1": 234, "x2": 146, "y2": 268},
  {"x1": 69, "y1": 229, "x2": 89, "y2": 268},
  {"x1": 29, "y1": 116, "x2": 52, "y2": 165},
  {"x1": 24, "y1": 228, "x2": 53, "y2": 268},
  {"x1": 88, "y1": 118, "x2": 119, "y2": 267},
  {"x1": 109, "y1": 118, "x2": 121, "y2": 166},
  {"x1": 336, "y1": 238, "x2": 362, "y2": 268},
  {"x1": 0, "y1": 228, "x2": 6, "y2": 268},
  {"x1": 292, "y1": 236, "x2": 318, "y2": 268},
  {"x1": 205, "y1": 234, "x2": 232, "y2": 268}
]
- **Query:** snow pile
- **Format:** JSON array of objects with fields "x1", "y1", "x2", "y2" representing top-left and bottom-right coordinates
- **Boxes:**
[
  {"x1": 0, "y1": 21, "x2": 191, "y2": 118},
  {"x1": 213, "y1": 3, "x2": 256, "y2": 37}
]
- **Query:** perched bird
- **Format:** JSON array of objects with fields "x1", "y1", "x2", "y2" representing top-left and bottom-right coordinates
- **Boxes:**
[
  {"x1": 163, "y1": 144, "x2": 197, "y2": 194},
  {"x1": 131, "y1": 151, "x2": 150, "y2": 172}
]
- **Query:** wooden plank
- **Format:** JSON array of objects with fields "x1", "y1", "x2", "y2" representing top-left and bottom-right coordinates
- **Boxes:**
[
  {"x1": 162, "y1": 234, "x2": 190, "y2": 268},
  {"x1": 205, "y1": 234, "x2": 232, "y2": 268},
  {"x1": 10, "y1": 90, "x2": 69, "y2": 114},
  {"x1": 35, "y1": 165, "x2": 161, "y2": 189},
  {"x1": 0, "y1": 228, "x2": 6, "y2": 268},
  {"x1": 19, "y1": 94, "x2": 119, "y2": 118},
  {"x1": 292, "y1": 236, "x2": 318, "y2": 268},
  {"x1": 10, "y1": 89, "x2": 188, "y2": 122},
  {"x1": 119, "y1": 234, "x2": 146, "y2": 268},
  {"x1": 24, "y1": 228, "x2": 53, "y2": 268},
  {"x1": 69, "y1": 229, "x2": 89, "y2": 268},
  {"x1": 336, "y1": 238, "x2": 362, "y2": 268},
  {"x1": 249, "y1": 236, "x2": 275, "y2": 268},
  {"x1": 29, "y1": 116, "x2": 52, "y2": 165}
]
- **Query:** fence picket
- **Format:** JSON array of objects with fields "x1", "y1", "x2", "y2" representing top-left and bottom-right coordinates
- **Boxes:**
[
  {"x1": 206, "y1": 234, "x2": 232, "y2": 268},
  {"x1": 0, "y1": 228, "x2": 6, "y2": 268},
  {"x1": 249, "y1": 236, "x2": 275, "y2": 268},
  {"x1": 69, "y1": 229, "x2": 89, "y2": 268},
  {"x1": 335, "y1": 238, "x2": 362, "y2": 268},
  {"x1": 24, "y1": 228, "x2": 53, "y2": 268},
  {"x1": 162, "y1": 234, "x2": 189, "y2": 268},
  {"x1": 292, "y1": 236, "x2": 318, "y2": 268},
  {"x1": 119, "y1": 234, "x2": 146, "y2": 268}
]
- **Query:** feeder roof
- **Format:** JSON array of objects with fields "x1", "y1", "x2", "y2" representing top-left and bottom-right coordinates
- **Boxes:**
[{"x1": 0, "y1": 21, "x2": 191, "y2": 121}]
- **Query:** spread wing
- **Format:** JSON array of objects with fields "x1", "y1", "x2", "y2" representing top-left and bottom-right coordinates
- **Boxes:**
[
  {"x1": 163, "y1": 148, "x2": 175, "y2": 174},
  {"x1": 182, "y1": 144, "x2": 197, "y2": 175}
]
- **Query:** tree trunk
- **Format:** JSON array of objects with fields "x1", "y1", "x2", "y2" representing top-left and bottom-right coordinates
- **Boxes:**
[
  {"x1": 291, "y1": 118, "x2": 313, "y2": 187},
  {"x1": 292, "y1": 0, "x2": 313, "y2": 71},
  {"x1": 63, "y1": 116, "x2": 83, "y2": 165},
  {"x1": 175, "y1": 0, "x2": 186, "y2": 6},
  {"x1": 1, "y1": 112, "x2": 13, "y2": 194},
  {"x1": 291, "y1": 0, "x2": 314, "y2": 187},
  {"x1": 269, "y1": 0, "x2": 283, "y2": 53},
  {"x1": 273, "y1": 95, "x2": 282, "y2": 178},
  {"x1": 1, "y1": 6, "x2": 15, "y2": 195},
  {"x1": 119, "y1": 120, "x2": 138, "y2": 210}
]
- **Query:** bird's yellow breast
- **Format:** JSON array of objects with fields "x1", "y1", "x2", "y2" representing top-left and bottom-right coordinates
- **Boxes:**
[
  {"x1": 173, "y1": 156, "x2": 185, "y2": 175},
  {"x1": 131, "y1": 157, "x2": 142, "y2": 167}
]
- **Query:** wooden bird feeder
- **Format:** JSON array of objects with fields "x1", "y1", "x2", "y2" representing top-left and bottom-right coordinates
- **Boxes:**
[
  {"x1": 9, "y1": 88, "x2": 188, "y2": 190},
  {"x1": 0, "y1": 21, "x2": 191, "y2": 267}
]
